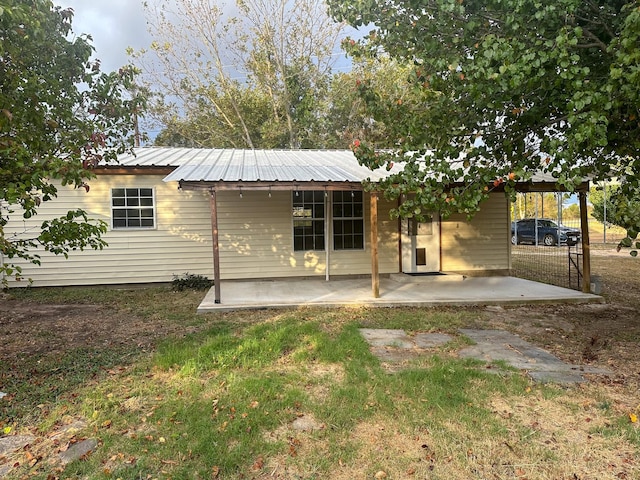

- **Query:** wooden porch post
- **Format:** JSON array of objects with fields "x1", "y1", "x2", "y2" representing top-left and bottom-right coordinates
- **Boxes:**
[
  {"x1": 210, "y1": 189, "x2": 222, "y2": 303},
  {"x1": 579, "y1": 191, "x2": 591, "y2": 293},
  {"x1": 370, "y1": 191, "x2": 380, "y2": 298}
]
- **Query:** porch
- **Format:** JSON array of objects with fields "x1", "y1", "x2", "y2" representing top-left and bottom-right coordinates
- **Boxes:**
[{"x1": 197, "y1": 274, "x2": 603, "y2": 313}]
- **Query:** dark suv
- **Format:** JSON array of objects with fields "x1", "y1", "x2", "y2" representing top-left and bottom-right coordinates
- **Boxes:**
[{"x1": 511, "y1": 219, "x2": 580, "y2": 246}]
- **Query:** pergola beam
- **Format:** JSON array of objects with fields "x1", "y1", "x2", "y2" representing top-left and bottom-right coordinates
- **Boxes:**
[{"x1": 179, "y1": 180, "x2": 364, "y2": 192}]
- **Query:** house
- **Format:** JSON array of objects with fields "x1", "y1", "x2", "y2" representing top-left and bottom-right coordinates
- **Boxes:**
[{"x1": 2, "y1": 147, "x2": 590, "y2": 297}]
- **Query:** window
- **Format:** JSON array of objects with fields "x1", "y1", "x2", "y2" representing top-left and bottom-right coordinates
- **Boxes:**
[
  {"x1": 111, "y1": 188, "x2": 155, "y2": 229},
  {"x1": 333, "y1": 191, "x2": 364, "y2": 250},
  {"x1": 293, "y1": 191, "x2": 325, "y2": 251}
]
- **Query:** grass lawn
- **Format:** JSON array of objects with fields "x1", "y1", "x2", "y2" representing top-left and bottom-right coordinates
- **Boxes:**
[{"x1": 1, "y1": 259, "x2": 639, "y2": 479}]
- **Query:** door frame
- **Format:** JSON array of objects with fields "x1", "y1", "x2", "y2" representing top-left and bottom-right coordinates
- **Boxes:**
[{"x1": 400, "y1": 215, "x2": 441, "y2": 273}]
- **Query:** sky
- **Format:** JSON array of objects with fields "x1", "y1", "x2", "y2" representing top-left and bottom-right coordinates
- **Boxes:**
[
  {"x1": 53, "y1": 0, "x2": 152, "y2": 73},
  {"x1": 53, "y1": 0, "x2": 357, "y2": 141},
  {"x1": 54, "y1": 0, "x2": 356, "y2": 75}
]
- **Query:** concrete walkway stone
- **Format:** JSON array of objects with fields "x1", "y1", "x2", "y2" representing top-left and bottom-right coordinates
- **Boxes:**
[
  {"x1": 458, "y1": 329, "x2": 611, "y2": 383},
  {"x1": 58, "y1": 438, "x2": 98, "y2": 465},
  {"x1": 359, "y1": 329, "x2": 453, "y2": 372},
  {"x1": 358, "y1": 328, "x2": 416, "y2": 348},
  {"x1": 0, "y1": 435, "x2": 36, "y2": 478},
  {"x1": 359, "y1": 328, "x2": 611, "y2": 383},
  {"x1": 0, "y1": 434, "x2": 35, "y2": 457}
]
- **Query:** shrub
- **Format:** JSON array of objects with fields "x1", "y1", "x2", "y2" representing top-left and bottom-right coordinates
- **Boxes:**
[{"x1": 171, "y1": 273, "x2": 214, "y2": 291}]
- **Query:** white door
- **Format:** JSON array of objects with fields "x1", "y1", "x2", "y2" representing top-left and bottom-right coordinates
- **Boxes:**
[{"x1": 401, "y1": 215, "x2": 440, "y2": 273}]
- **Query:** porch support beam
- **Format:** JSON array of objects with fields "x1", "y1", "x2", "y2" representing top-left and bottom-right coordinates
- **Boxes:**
[
  {"x1": 579, "y1": 191, "x2": 591, "y2": 293},
  {"x1": 370, "y1": 191, "x2": 380, "y2": 298},
  {"x1": 209, "y1": 189, "x2": 222, "y2": 304},
  {"x1": 179, "y1": 180, "x2": 363, "y2": 192}
]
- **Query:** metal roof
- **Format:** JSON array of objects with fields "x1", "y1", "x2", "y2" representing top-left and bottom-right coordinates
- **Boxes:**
[
  {"x1": 110, "y1": 147, "x2": 583, "y2": 188},
  {"x1": 143, "y1": 148, "x2": 403, "y2": 183}
]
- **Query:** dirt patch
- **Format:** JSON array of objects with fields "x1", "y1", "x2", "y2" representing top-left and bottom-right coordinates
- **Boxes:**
[{"x1": 0, "y1": 297, "x2": 192, "y2": 364}]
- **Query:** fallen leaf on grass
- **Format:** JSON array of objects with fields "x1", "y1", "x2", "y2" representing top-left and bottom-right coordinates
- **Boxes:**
[
  {"x1": 629, "y1": 413, "x2": 638, "y2": 423},
  {"x1": 252, "y1": 455, "x2": 264, "y2": 471},
  {"x1": 289, "y1": 444, "x2": 297, "y2": 457},
  {"x1": 212, "y1": 465, "x2": 220, "y2": 478}
]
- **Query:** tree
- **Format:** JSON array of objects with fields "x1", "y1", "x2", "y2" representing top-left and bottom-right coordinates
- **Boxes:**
[
  {"x1": 328, "y1": 0, "x2": 640, "y2": 224},
  {"x1": 0, "y1": 0, "x2": 146, "y2": 284},
  {"x1": 134, "y1": 0, "x2": 345, "y2": 149},
  {"x1": 563, "y1": 203, "x2": 582, "y2": 220},
  {"x1": 590, "y1": 183, "x2": 640, "y2": 253}
]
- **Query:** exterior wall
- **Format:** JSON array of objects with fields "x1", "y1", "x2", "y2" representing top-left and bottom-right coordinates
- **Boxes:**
[
  {"x1": 3, "y1": 175, "x2": 214, "y2": 287},
  {"x1": 440, "y1": 193, "x2": 510, "y2": 273},
  {"x1": 4, "y1": 177, "x2": 509, "y2": 286},
  {"x1": 216, "y1": 190, "x2": 399, "y2": 279},
  {"x1": 3, "y1": 181, "x2": 400, "y2": 287}
]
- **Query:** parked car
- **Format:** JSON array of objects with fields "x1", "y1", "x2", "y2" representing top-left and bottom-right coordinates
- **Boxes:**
[{"x1": 511, "y1": 219, "x2": 580, "y2": 246}]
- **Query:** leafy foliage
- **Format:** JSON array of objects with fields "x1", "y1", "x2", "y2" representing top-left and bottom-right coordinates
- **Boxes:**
[
  {"x1": 328, "y1": 0, "x2": 640, "y2": 223},
  {"x1": 0, "y1": 0, "x2": 146, "y2": 284},
  {"x1": 171, "y1": 273, "x2": 214, "y2": 291},
  {"x1": 590, "y1": 183, "x2": 640, "y2": 254},
  {"x1": 135, "y1": 0, "x2": 345, "y2": 149}
]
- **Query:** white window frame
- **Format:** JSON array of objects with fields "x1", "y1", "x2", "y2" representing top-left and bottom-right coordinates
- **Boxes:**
[
  {"x1": 292, "y1": 190, "x2": 326, "y2": 251},
  {"x1": 110, "y1": 187, "x2": 157, "y2": 230},
  {"x1": 332, "y1": 190, "x2": 365, "y2": 251}
]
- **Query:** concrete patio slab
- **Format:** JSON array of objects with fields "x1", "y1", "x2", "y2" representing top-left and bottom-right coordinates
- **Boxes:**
[{"x1": 198, "y1": 275, "x2": 603, "y2": 312}]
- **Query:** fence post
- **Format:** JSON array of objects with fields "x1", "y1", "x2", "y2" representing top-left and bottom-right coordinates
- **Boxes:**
[{"x1": 579, "y1": 191, "x2": 591, "y2": 293}]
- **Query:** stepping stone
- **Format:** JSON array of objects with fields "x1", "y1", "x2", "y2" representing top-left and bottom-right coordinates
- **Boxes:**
[
  {"x1": 0, "y1": 435, "x2": 35, "y2": 457},
  {"x1": 458, "y1": 329, "x2": 611, "y2": 384},
  {"x1": 59, "y1": 438, "x2": 98, "y2": 465},
  {"x1": 359, "y1": 329, "x2": 414, "y2": 348},
  {"x1": 369, "y1": 346, "x2": 418, "y2": 364},
  {"x1": 414, "y1": 333, "x2": 452, "y2": 348},
  {"x1": 292, "y1": 415, "x2": 323, "y2": 432}
]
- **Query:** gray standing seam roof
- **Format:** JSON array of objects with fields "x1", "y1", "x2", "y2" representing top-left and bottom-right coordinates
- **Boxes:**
[
  {"x1": 110, "y1": 147, "x2": 578, "y2": 186},
  {"x1": 112, "y1": 147, "x2": 400, "y2": 183}
]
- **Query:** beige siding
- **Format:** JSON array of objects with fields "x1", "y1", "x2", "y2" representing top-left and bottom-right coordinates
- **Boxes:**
[
  {"x1": 4, "y1": 176, "x2": 214, "y2": 287},
  {"x1": 4, "y1": 182, "x2": 400, "y2": 286},
  {"x1": 216, "y1": 190, "x2": 399, "y2": 279},
  {"x1": 440, "y1": 193, "x2": 510, "y2": 272}
]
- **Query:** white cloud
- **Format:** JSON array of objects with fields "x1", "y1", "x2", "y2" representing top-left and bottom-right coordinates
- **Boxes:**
[{"x1": 54, "y1": 0, "x2": 151, "y2": 72}]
